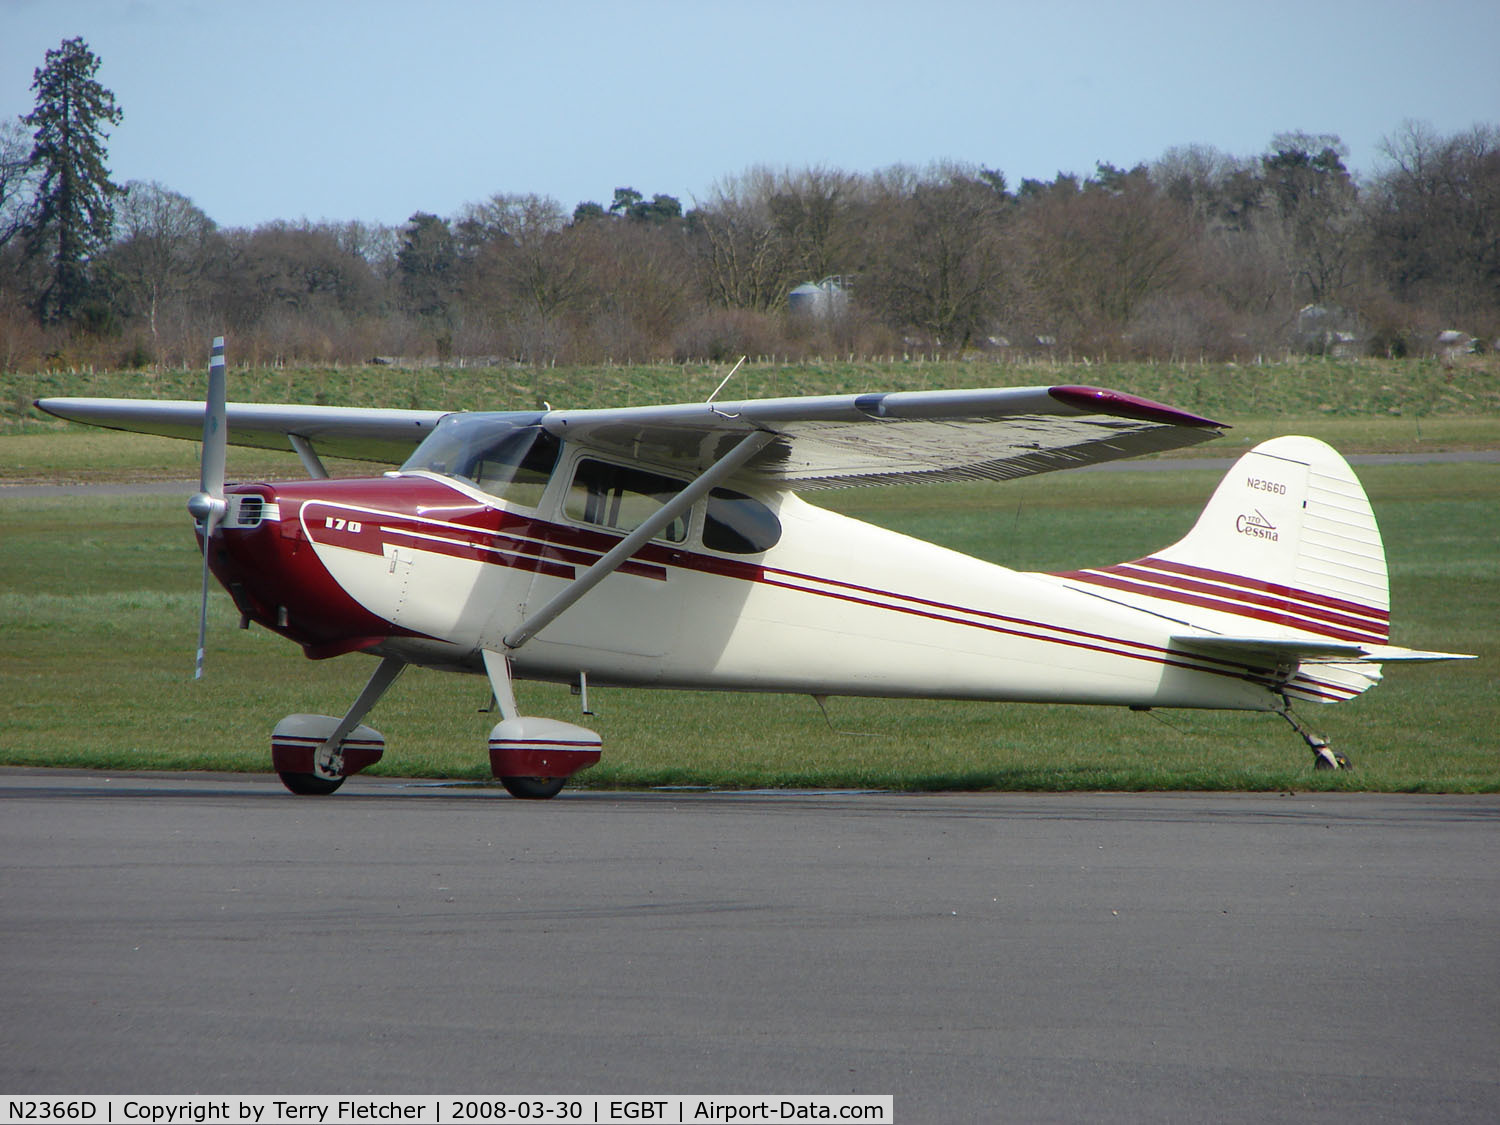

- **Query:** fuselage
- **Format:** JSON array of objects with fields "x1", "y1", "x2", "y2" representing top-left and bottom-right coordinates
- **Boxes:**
[{"x1": 208, "y1": 454, "x2": 1283, "y2": 714}]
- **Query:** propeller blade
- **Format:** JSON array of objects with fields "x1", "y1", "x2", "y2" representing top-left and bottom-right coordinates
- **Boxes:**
[
  {"x1": 200, "y1": 335, "x2": 226, "y2": 497},
  {"x1": 189, "y1": 336, "x2": 229, "y2": 680},
  {"x1": 194, "y1": 534, "x2": 213, "y2": 680}
]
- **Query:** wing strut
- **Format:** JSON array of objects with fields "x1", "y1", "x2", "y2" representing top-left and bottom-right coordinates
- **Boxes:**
[
  {"x1": 288, "y1": 433, "x2": 330, "y2": 479},
  {"x1": 502, "y1": 429, "x2": 776, "y2": 651}
]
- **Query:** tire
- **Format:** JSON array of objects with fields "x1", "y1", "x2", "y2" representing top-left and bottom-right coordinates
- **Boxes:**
[
  {"x1": 500, "y1": 775, "x2": 567, "y2": 800},
  {"x1": 278, "y1": 771, "x2": 346, "y2": 795}
]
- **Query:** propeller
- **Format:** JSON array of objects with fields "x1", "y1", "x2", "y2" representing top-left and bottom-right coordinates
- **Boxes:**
[{"x1": 187, "y1": 336, "x2": 228, "y2": 680}]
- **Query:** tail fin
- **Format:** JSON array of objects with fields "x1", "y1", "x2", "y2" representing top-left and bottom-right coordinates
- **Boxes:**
[
  {"x1": 1157, "y1": 435, "x2": 1392, "y2": 641},
  {"x1": 1060, "y1": 437, "x2": 1397, "y2": 703}
]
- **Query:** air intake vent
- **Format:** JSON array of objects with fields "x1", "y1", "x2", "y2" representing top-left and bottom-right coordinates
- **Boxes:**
[{"x1": 226, "y1": 495, "x2": 265, "y2": 528}]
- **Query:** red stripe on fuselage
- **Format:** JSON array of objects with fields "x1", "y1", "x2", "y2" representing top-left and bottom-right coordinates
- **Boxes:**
[
  {"x1": 1095, "y1": 562, "x2": 1388, "y2": 638},
  {"x1": 1059, "y1": 571, "x2": 1388, "y2": 645},
  {"x1": 301, "y1": 499, "x2": 668, "y2": 582},
  {"x1": 1137, "y1": 556, "x2": 1389, "y2": 624},
  {"x1": 1056, "y1": 555, "x2": 1389, "y2": 645}
]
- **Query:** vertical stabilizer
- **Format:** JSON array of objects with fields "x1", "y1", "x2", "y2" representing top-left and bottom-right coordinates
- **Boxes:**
[
  {"x1": 1154, "y1": 435, "x2": 1389, "y2": 637},
  {"x1": 1055, "y1": 436, "x2": 1392, "y2": 702}
]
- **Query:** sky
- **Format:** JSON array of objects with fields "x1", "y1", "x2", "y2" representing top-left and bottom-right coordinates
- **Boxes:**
[{"x1": 3, "y1": 0, "x2": 1497, "y2": 231}]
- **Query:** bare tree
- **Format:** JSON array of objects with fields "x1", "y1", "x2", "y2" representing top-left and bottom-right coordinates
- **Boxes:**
[
  {"x1": 335, "y1": 220, "x2": 399, "y2": 278},
  {"x1": 1261, "y1": 132, "x2": 1361, "y2": 306},
  {"x1": 208, "y1": 220, "x2": 384, "y2": 352},
  {"x1": 107, "y1": 180, "x2": 216, "y2": 345},
  {"x1": 0, "y1": 118, "x2": 38, "y2": 251},
  {"x1": 1014, "y1": 167, "x2": 1193, "y2": 347},
  {"x1": 571, "y1": 216, "x2": 696, "y2": 360},
  {"x1": 767, "y1": 165, "x2": 863, "y2": 282},
  {"x1": 1152, "y1": 144, "x2": 1255, "y2": 224},
  {"x1": 1368, "y1": 121, "x2": 1500, "y2": 326},
  {"x1": 860, "y1": 163, "x2": 1013, "y2": 348},
  {"x1": 458, "y1": 193, "x2": 580, "y2": 318},
  {"x1": 694, "y1": 169, "x2": 798, "y2": 312}
]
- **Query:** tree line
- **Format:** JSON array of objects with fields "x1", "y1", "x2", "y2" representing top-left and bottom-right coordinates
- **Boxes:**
[{"x1": 2, "y1": 38, "x2": 1497, "y2": 371}]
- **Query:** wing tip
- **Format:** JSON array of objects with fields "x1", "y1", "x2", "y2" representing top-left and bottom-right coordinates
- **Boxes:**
[{"x1": 1049, "y1": 385, "x2": 1225, "y2": 429}]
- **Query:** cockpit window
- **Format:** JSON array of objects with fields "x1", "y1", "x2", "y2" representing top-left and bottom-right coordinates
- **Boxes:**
[
  {"x1": 566, "y1": 459, "x2": 688, "y2": 543},
  {"x1": 704, "y1": 489, "x2": 781, "y2": 554},
  {"x1": 401, "y1": 414, "x2": 559, "y2": 508}
]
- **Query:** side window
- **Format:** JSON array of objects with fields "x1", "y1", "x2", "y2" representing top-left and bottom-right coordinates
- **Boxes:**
[
  {"x1": 566, "y1": 459, "x2": 688, "y2": 543},
  {"x1": 704, "y1": 489, "x2": 782, "y2": 554}
]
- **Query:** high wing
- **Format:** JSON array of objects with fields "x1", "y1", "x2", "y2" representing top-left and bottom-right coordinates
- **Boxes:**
[
  {"x1": 33, "y1": 397, "x2": 450, "y2": 465},
  {"x1": 544, "y1": 384, "x2": 1224, "y2": 489},
  {"x1": 36, "y1": 383, "x2": 1224, "y2": 485}
]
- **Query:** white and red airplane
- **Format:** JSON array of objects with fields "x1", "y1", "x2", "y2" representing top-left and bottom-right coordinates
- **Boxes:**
[{"x1": 36, "y1": 339, "x2": 1471, "y2": 797}]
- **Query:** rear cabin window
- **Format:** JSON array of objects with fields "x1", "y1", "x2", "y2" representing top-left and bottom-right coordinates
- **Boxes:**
[
  {"x1": 566, "y1": 460, "x2": 688, "y2": 543},
  {"x1": 704, "y1": 489, "x2": 781, "y2": 554}
]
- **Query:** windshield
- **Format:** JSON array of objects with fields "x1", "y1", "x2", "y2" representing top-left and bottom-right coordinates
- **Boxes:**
[{"x1": 401, "y1": 413, "x2": 559, "y2": 506}]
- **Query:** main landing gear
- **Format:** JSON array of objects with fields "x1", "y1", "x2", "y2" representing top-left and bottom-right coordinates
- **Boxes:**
[
  {"x1": 1276, "y1": 697, "x2": 1352, "y2": 771},
  {"x1": 269, "y1": 652, "x2": 602, "y2": 798},
  {"x1": 271, "y1": 656, "x2": 405, "y2": 795},
  {"x1": 482, "y1": 651, "x2": 601, "y2": 799}
]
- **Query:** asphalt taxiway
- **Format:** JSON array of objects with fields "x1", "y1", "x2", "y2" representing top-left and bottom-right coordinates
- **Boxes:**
[{"x1": 1, "y1": 770, "x2": 1496, "y2": 1122}]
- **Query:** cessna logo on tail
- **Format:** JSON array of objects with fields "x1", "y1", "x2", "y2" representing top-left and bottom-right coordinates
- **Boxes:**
[{"x1": 1236, "y1": 510, "x2": 1279, "y2": 541}]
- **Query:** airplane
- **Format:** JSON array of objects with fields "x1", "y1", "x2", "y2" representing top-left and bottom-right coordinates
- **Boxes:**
[{"x1": 35, "y1": 338, "x2": 1473, "y2": 797}]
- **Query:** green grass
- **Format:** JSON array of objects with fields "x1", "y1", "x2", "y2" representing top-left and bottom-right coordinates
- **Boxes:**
[{"x1": 2, "y1": 462, "x2": 1495, "y2": 791}]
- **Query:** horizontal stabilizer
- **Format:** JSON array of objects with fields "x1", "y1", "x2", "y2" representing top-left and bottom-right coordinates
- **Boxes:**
[{"x1": 1172, "y1": 634, "x2": 1475, "y2": 666}]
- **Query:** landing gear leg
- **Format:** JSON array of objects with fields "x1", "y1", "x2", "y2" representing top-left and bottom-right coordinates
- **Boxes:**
[
  {"x1": 1276, "y1": 697, "x2": 1352, "y2": 771},
  {"x1": 481, "y1": 650, "x2": 600, "y2": 799},
  {"x1": 274, "y1": 656, "x2": 407, "y2": 795}
]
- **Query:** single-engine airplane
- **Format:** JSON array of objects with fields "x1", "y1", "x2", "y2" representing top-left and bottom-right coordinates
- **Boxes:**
[{"x1": 36, "y1": 339, "x2": 1473, "y2": 797}]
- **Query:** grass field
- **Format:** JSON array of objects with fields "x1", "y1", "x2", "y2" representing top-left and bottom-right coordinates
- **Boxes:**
[{"x1": 3, "y1": 451, "x2": 1495, "y2": 792}]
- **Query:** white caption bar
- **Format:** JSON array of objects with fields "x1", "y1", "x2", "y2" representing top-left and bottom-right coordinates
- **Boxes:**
[{"x1": 1, "y1": 1096, "x2": 894, "y2": 1124}]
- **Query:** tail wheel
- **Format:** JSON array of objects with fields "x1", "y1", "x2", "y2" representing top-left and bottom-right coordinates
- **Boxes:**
[
  {"x1": 500, "y1": 776, "x2": 567, "y2": 800},
  {"x1": 1312, "y1": 748, "x2": 1353, "y2": 771},
  {"x1": 278, "y1": 771, "x2": 346, "y2": 796}
]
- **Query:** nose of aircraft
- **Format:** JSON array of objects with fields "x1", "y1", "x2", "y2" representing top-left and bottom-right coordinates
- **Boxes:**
[{"x1": 210, "y1": 482, "x2": 396, "y2": 659}]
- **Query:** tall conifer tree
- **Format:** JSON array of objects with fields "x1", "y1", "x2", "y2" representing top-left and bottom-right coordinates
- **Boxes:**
[{"x1": 23, "y1": 37, "x2": 123, "y2": 324}]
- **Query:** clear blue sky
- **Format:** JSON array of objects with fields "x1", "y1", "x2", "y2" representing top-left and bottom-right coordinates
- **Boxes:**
[{"x1": 4, "y1": 0, "x2": 1497, "y2": 230}]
